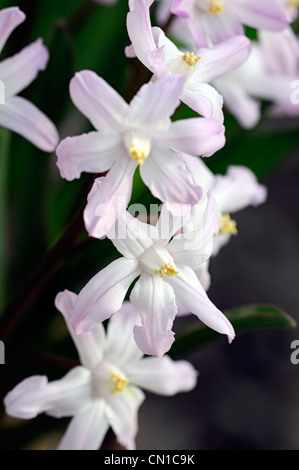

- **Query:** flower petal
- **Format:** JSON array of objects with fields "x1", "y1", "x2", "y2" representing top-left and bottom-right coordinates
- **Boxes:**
[
  {"x1": 169, "y1": 191, "x2": 218, "y2": 268},
  {"x1": 213, "y1": 165, "x2": 267, "y2": 214},
  {"x1": 130, "y1": 273, "x2": 177, "y2": 357},
  {"x1": 73, "y1": 258, "x2": 140, "y2": 335},
  {"x1": 55, "y1": 290, "x2": 106, "y2": 370},
  {"x1": 0, "y1": 96, "x2": 59, "y2": 151},
  {"x1": 229, "y1": 0, "x2": 288, "y2": 32},
  {"x1": 105, "y1": 385, "x2": 145, "y2": 450},
  {"x1": 123, "y1": 355, "x2": 198, "y2": 395},
  {"x1": 70, "y1": 70, "x2": 128, "y2": 132},
  {"x1": 166, "y1": 265, "x2": 235, "y2": 342},
  {"x1": 159, "y1": 116, "x2": 225, "y2": 156},
  {"x1": 127, "y1": 75, "x2": 186, "y2": 131},
  {"x1": 0, "y1": 7, "x2": 25, "y2": 54},
  {"x1": 56, "y1": 131, "x2": 120, "y2": 181},
  {"x1": 104, "y1": 301, "x2": 143, "y2": 365},
  {"x1": 4, "y1": 367, "x2": 92, "y2": 420},
  {"x1": 107, "y1": 210, "x2": 158, "y2": 259},
  {"x1": 127, "y1": 0, "x2": 156, "y2": 69},
  {"x1": 83, "y1": 158, "x2": 137, "y2": 239},
  {"x1": 57, "y1": 401, "x2": 109, "y2": 450},
  {"x1": 194, "y1": 36, "x2": 251, "y2": 84},
  {"x1": 181, "y1": 83, "x2": 224, "y2": 123},
  {"x1": 213, "y1": 77, "x2": 261, "y2": 129},
  {"x1": 0, "y1": 39, "x2": 49, "y2": 98},
  {"x1": 140, "y1": 147, "x2": 202, "y2": 211}
]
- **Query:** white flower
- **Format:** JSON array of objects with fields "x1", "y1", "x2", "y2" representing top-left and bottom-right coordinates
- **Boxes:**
[{"x1": 4, "y1": 294, "x2": 197, "y2": 450}]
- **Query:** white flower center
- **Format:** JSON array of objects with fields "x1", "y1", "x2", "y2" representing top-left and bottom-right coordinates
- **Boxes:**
[
  {"x1": 139, "y1": 244, "x2": 179, "y2": 277},
  {"x1": 209, "y1": 0, "x2": 226, "y2": 14},
  {"x1": 92, "y1": 361, "x2": 129, "y2": 398},
  {"x1": 167, "y1": 52, "x2": 202, "y2": 78},
  {"x1": 218, "y1": 213, "x2": 238, "y2": 235},
  {"x1": 196, "y1": 0, "x2": 226, "y2": 14},
  {"x1": 123, "y1": 131, "x2": 151, "y2": 165}
]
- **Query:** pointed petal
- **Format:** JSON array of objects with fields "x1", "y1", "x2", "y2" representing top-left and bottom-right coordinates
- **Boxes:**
[
  {"x1": 73, "y1": 258, "x2": 140, "y2": 334},
  {"x1": 0, "y1": 39, "x2": 49, "y2": 97},
  {"x1": 195, "y1": 35, "x2": 251, "y2": 83},
  {"x1": 107, "y1": 210, "x2": 158, "y2": 259},
  {"x1": 128, "y1": 75, "x2": 186, "y2": 131},
  {"x1": 123, "y1": 356, "x2": 197, "y2": 395},
  {"x1": 0, "y1": 7, "x2": 25, "y2": 54},
  {"x1": 104, "y1": 301, "x2": 143, "y2": 365},
  {"x1": 171, "y1": 0, "x2": 193, "y2": 18},
  {"x1": 182, "y1": 153, "x2": 215, "y2": 189},
  {"x1": 140, "y1": 147, "x2": 202, "y2": 211},
  {"x1": 156, "y1": 204, "x2": 190, "y2": 241},
  {"x1": 130, "y1": 274, "x2": 177, "y2": 357},
  {"x1": 83, "y1": 158, "x2": 137, "y2": 239},
  {"x1": 166, "y1": 265, "x2": 235, "y2": 342},
  {"x1": 56, "y1": 131, "x2": 120, "y2": 181},
  {"x1": 159, "y1": 116, "x2": 225, "y2": 155},
  {"x1": 127, "y1": 0, "x2": 156, "y2": 69},
  {"x1": 57, "y1": 401, "x2": 109, "y2": 450},
  {"x1": 181, "y1": 84, "x2": 224, "y2": 123},
  {"x1": 229, "y1": 0, "x2": 288, "y2": 32},
  {"x1": 213, "y1": 165, "x2": 267, "y2": 214},
  {"x1": 4, "y1": 367, "x2": 92, "y2": 420},
  {"x1": 70, "y1": 70, "x2": 128, "y2": 132},
  {"x1": 213, "y1": 78, "x2": 261, "y2": 129},
  {"x1": 55, "y1": 290, "x2": 106, "y2": 369},
  {"x1": 105, "y1": 385, "x2": 145, "y2": 450},
  {"x1": 198, "y1": 9, "x2": 244, "y2": 46},
  {"x1": 169, "y1": 191, "x2": 218, "y2": 267},
  {"x1": 0, "y1": 96, "x2": 59, "y2": 151}
]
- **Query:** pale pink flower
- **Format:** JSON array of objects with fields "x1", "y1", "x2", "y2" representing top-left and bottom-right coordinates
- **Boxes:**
[
  {"x1": 73, "y1": 195, "x2": 235, "y2": 357},
  {"x1": 168, "y1": 0, "x2": 289, "y2": 47},
  {"x1": 182, "y1": 155, "x2": 267, "y2": 290},
  {"x1": 0, "y1": 7, "x2": 59, "y2": 151},
  {"x1": 213, "y1": 29, "x2": 299, "y2": 128},
  {"x1": 57, "y1": 71, "x2": 225, "y2": 235},
  {"x1": 126, "y1": 0, "x2": 251, "y2": 122},
  {"x1": 4, "y1": 295, "x2": 197, "y2": 450}
]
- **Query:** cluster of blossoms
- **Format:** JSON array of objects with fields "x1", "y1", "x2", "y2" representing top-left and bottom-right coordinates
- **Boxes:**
[{"x1": 1, "y1": 0, "x2": 298, "y2": 450}]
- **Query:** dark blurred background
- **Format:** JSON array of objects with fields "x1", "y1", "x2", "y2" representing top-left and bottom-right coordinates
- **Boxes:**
[{"x1": 0, "y1": 0, "x2": 299, "y2": 450}]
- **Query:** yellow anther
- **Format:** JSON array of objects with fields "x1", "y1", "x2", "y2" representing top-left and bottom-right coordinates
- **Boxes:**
[
  {"x1": 218, "y1": 214, "x2": 238, "y2": 236},
  {"x1": 287, "y1": 0, "x2": 299, "y2": 8},
  {"x1": 181, "y1": 52, "x2": 202, "y2": 67},
  {"x1": 110, "y1": 373, "x2": 129, "y2": 394},
  {"x1": 209, "y1": 0, "x2": 225, "y2": 14},
  {"x1": 156, "y1": 263, "x2": 179, "y2": 278},
  {"x1": 129, "y1": 145, "x2": 148, "y2": 165}
]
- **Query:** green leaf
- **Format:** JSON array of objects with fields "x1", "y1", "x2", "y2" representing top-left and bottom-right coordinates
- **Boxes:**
[{"x1": 170, "y1": 305, "x2": 297, "y2": 358}]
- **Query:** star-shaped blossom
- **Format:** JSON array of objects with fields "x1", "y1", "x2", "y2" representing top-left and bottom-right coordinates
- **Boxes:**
[
  {"x1": 213, "y1": 28, "x2": 299, "y2": 128},
  {"x1": 74, "y1": 191, "x2": 235, "y2": 357},
  {"x1": 57, "y1": 71, "x2": 225, "y2": 235},
  {"x1": 126, "y1": 0, "x2": 251, "y2": 122},
  {"x1": 0, "y1": 7, "x2": 59, "y2": 151},
  {"x1": 181, "y1": 154, "x2": 267, "y2": 290},
  {"x1": 168, "y1": 0, "x2": 289, "y2": 47},
  {"x1": 4, "y1": 294, "x2": 197, "y2": 450}
]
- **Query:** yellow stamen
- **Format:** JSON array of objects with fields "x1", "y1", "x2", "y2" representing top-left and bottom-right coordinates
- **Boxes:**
[
  {"x1": 209, "y1": 0, "x2": 225, "y2": 14},
  {"x1": 156, "y1": 263, "x2": 179, "y2": 278},
  {"x1": 287, "y1": 0, "x2": 298, "y2": 8},
  {"x1": 129, "y1": 145, "x2": 148, "y2": 165},
  {"x1": 181, "y1": 52, "x2": 202, "y2": 67},
  {"x1": 111, "y1": 373, "x2": 129, "y2": 394},
  {"x1": 218, "y1": 214, "x2": 238, "y2": 235}
]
